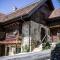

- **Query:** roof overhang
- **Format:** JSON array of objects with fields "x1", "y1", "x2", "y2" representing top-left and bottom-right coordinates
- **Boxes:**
[
  {"x1": 0, "y1": 0, "x2": 47, "y2": 23},
  {"x1": 48, "y1": 17, "x2": 60, "y2": 22}
]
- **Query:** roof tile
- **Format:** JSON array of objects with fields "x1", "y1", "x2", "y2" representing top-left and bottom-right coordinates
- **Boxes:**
[
  {"x1": 0, "y1": 13, "x2": 6, "y2": 22},
  {"x1": 3, "y1": 2, "x2": 39, "y2": 22},
  {"x1": 49, "y1": 9, "x2": 60, "y2": 18}
]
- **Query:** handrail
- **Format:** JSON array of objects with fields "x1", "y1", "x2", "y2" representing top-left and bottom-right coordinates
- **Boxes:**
[{"x1": 41, "y1": 34, "x2": 47, "y2": 43}]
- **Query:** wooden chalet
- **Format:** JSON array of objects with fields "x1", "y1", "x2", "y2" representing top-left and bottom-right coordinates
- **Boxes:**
[
  {"x1": 48, "y1": 9, "x2": 60, "y2": 42},
  {"x1": 0, "y1": 0, "x2": 54, "y2": 56}
]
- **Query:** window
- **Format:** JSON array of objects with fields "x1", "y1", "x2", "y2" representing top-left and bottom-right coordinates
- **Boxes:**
[
  {"x1": 6, "y1": 30, "x2": 19, "y2": 40},
  {"x1": 0, "y1": 32, "x2": 5, "y2": 40}
]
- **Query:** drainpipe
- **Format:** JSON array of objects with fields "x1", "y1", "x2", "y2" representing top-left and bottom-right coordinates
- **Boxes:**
[
  {"x1": 20, "y1": 16, "x2": 23, "y2": 53},
  {"x1": 29, "y1": 21, "x2": 31, "y2": 52}
]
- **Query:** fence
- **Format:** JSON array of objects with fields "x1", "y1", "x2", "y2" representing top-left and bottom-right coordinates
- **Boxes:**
[{"x1": 0, "y1": 49, "x2": 51, "y2": 60}]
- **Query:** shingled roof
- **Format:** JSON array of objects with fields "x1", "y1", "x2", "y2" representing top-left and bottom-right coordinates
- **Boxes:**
[
  {"x1": 0, "y1": 13, "x2": 6, "y2": 22},
  {"x1": 0, "y1": 0, "x2": 47, "y2": 22},
  {"x1": 49, "y1": 9, "x2": 60, "y2": 19},
  {"x1": 4, "y1": 2, "x2": 39, "y2": 22}
]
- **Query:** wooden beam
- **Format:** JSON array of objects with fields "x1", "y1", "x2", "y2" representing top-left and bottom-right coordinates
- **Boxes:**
[{"x1": 49, "y1": 25, "x2": 60, "y2": 28}]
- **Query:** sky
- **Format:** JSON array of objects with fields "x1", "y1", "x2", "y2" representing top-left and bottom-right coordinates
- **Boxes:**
[
  {"x1": 52, "y1": 0, "x2": 60, "y2": 9},
  {"x1": 0, "y1": 0, "x2": 60, "y2": 14}
]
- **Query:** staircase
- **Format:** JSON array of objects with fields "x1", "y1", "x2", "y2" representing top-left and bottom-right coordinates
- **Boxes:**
[{"x1": 33, "y1": 34, "x2": 48, "y2": 52}]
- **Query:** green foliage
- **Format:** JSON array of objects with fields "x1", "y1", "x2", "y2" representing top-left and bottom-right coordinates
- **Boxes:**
[
  {"x1": 22, "y1": 45, "x2": 30, "y2": 52},
  {"x1": 31, "y1": 40, "x2": 37, "y2": 50},
  {"x1": 42, "y1": 41, "x2": 51, "y2": 50}
]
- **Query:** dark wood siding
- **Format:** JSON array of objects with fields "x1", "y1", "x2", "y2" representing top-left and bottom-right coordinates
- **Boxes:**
[{"x1": 29, "y1": 3, "x2": 52, "y2": 25}]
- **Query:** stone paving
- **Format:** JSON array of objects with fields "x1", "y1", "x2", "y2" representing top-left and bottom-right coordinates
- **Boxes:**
[{"x1": 0, "y1": 49, "x2": 51, "y2": 60}]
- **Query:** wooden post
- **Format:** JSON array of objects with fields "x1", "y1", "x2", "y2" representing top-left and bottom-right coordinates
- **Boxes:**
[
  {"x1": 40, "y1": 25, "x2": 41, "y2": 43},
  {"x1": 5, "y1": 46, "x2": 7, "y2": 56}
]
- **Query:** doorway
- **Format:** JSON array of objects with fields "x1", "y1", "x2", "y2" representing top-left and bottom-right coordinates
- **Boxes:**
[
  {"x1": 0, "y1": 45, "x2": 5, "y2": 56},
  {"x1": 41, "y1": 28, "x2": 46, "y2": 43}
]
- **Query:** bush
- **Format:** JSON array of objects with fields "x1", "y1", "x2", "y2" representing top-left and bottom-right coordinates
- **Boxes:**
[
  {"x1": 22, "y1": 45, "x2": 30, "y2": 52},
  {"x1": 42, "y1": 42, "x2": 51, "y2": 50}
]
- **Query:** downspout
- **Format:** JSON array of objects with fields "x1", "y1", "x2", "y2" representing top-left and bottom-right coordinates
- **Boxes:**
[
  {"x1": 20, "y1": 16, "x2": 23, "y2": 52},
  {"x1": 29, "y1": 21, "x2": 31, "y2": 52}
]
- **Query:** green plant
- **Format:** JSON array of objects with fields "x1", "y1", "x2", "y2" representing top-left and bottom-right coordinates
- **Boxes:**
[
  {"x1": 42, "y1": 42, "x2": 51, "y2": 50},
  {"x1": 22, "y1": 45, "x2": 30, "y2": 52},
  {"x1": 31, "y1": 40, "x2": 38, "y2": 50}
]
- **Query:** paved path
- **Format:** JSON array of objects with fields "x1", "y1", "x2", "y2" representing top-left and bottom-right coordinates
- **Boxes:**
[{"x1": 0, "y1": 49, "x2": 51, "y2": 60}]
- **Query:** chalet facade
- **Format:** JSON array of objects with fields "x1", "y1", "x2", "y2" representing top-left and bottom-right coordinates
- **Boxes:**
[
  {"x1": 48, "y1": 9, "x2": 60, "y2": 42},
  {"x1": 0, "y1": 0, "x2": 54, "y2": 56}
]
